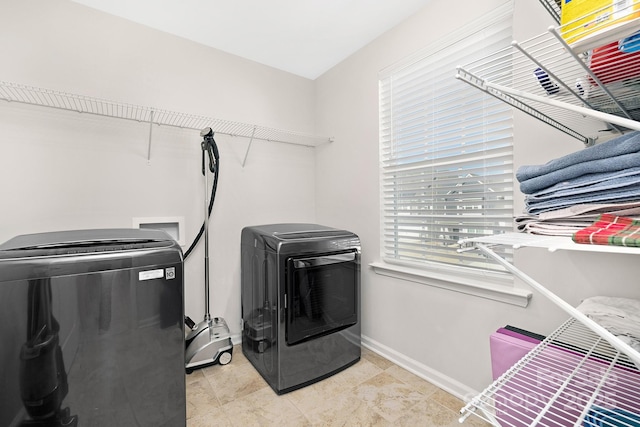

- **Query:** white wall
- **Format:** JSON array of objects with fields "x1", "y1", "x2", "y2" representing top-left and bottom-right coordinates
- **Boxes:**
[
  {"x1": 0, "y1": 0, "x2": 318, "y2": 333},
  {"x1": 315, "y1": 0, "x2": 640, "y2": 396}
]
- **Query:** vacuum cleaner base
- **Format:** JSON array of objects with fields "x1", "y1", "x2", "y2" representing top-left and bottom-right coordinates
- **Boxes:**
[{"x1": 185, "y1": 317, "x2": 233, "y2": 374}]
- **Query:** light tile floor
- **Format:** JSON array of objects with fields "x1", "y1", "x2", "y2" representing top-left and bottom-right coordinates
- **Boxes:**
[{"x1": 186, "y1": 345, "x2": 489, "y2": 426}]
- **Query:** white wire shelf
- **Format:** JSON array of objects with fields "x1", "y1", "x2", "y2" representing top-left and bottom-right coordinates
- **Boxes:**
[
  {"x1": 0, "y1": 80, "x2": 332, "y2": 148},
  {"x1": 459, "y1": 232, "x2": 640, "y2": 255},
  {"x1": 460, "y1": 317, "x2": 640, "y2": 427},
  {"x1": 456, "y1": 0, "x2": 640, "y2": 146},
  {"x1": 459, "y1": 232, "x2": 640, "y2": 426}
]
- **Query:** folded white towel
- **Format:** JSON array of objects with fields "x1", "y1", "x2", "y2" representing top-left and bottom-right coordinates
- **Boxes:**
[{"x1": 577, "y1": 296, "x2": 640, "y2": 360}]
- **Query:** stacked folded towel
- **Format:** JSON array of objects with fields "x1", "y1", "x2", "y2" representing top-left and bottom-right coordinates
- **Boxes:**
[
  {"x1": 577, "y1": 296, "x2": 640, "y2": 369},
  {"x1": 573, "y1": 213, "x2": 640, "y2": 246},
  {"x1": 516, "y1": 132, "x2": 640, "y2": 235}
]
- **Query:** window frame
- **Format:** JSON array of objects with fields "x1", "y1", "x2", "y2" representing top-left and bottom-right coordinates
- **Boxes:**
[{"x1": 375, "y1": 1, "x2": 529, "y2": 306}]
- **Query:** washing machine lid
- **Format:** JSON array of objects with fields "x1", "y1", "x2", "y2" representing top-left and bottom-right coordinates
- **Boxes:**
[
  {"x1": 0, "y1": 228, "x2": 173, "y2": 251},
  {"x1": 0, "y1": 229, "x2": 182, "y2": 281}
]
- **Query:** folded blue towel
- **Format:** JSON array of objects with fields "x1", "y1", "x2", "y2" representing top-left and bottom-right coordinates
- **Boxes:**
[
  {"x1": 526, "y1": 170, "x2": 640, "y2": 202},
  {"x1": 526, "y1": 189, "x2": 640, "y2": 214},
  {"x1": 584, "y1": 406, "x2": 640, "y2": 427},
  {"x1": 517, "y1": 131, "x2": 640, "y2": 182},
  {"x1": 528, "y1": 167, "x2": 640, "y2": 199},
  {"x1": 519, "y1": 151, "x2": 640, "y2": 194},
  {"x1": 517, "y1": 132, "x2": 640, "y2": 194}
]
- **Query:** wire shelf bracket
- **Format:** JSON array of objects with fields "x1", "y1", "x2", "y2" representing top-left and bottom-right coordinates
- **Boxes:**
[{"x1": 455, "y1": 67, "x2": 593, "y2": 146}]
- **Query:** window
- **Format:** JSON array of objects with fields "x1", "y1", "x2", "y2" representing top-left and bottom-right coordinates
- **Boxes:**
[{"x1": 379, "y1": 2, "x2": 514, "y2": 277}]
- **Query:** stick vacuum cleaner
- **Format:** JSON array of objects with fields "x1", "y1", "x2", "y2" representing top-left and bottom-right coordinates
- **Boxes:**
[{"x1": 184, "y1": 127, "x2": 233, "y2": 373}]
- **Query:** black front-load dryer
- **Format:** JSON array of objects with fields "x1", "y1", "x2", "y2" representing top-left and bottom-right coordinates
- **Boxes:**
[{"x1": 241, "y1": 223, "x2": 361, "y2": 394}]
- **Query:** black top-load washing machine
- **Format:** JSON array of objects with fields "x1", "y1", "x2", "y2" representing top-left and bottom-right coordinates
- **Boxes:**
[
  {"x1": 241, "y1": 223, "x2": 361, "y2": 395},
  {"x1": 0, "y1": 229, "x2": 185, "y2": 427}
]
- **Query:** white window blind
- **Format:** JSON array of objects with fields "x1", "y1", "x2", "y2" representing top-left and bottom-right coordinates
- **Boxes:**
[{"x1": 379, "y1": 2, "x2": 514, "y2": 274}]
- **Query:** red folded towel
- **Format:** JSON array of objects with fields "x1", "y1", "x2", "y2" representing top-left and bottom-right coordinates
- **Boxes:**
[{"x1": 572, "y1": 213, "x2": 640, "y2": 247}]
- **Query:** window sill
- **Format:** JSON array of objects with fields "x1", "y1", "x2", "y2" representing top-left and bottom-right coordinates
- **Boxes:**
[{"x1": 369, "y1": 262, "x2": 532, "y2": 307}]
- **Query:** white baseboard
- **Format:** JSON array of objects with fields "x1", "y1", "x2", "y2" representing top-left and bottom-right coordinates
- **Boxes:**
[
  {"x1": 361, "y1": 334, "x2": 479, "y2": 403},
  {"x1": 231, "y1": 333, "x2": 242, "y2": 346}
]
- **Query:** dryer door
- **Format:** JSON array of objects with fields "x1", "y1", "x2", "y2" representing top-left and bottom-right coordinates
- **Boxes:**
[{"x1": 285, "y1": 250, "x2": 358, "y2": 345}]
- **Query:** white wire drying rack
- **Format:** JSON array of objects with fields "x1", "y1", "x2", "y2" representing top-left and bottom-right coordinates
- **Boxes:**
[
  {"x1": 458, "y1": 233, "x2": 640, "y2": 426},
  {"x1": 0, "y1": 80, "x2": 332, "y2": 165},
  {"x1": 456, "y1": 0, "x2": 640, "y2": 147}
]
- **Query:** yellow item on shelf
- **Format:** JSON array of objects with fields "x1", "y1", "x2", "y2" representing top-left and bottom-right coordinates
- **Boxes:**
[{"x1": 560, "y1": 0, "x2": 640, "y2": 51}]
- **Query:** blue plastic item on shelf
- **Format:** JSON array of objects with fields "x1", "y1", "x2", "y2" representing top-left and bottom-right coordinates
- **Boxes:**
[{"x1": 619, "y1": 31, "x2": 640, "y2": 53}]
